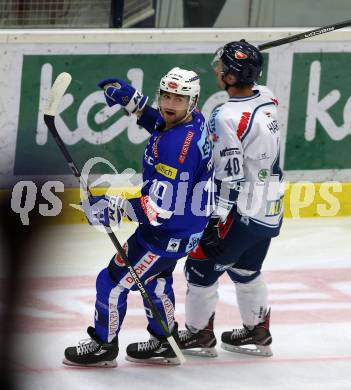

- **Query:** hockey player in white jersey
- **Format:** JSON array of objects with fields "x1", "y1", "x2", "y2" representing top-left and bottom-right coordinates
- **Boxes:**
[{"x1": 178, "y1": 40, "x2": 284, "y2": 357}]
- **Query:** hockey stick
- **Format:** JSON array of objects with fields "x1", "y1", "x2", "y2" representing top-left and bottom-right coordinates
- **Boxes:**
[
  {"x1": 258, "y1": 18, "x2": 351, "y2": 51},
  {"x1": 43, "y1": 72, "x2": 185, "y2": 364}
]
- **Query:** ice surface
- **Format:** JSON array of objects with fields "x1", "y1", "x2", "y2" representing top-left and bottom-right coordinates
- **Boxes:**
[{"x1": 5, "y1": 218, "x2": 351, "y2": 390}]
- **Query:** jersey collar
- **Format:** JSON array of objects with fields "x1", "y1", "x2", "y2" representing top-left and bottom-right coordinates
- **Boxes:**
[{"x1": 228, "y1": 90, "x2": 260, "y2": 102}]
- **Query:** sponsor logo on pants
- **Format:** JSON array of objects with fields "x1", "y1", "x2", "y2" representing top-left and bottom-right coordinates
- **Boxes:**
[{"x1": 120, "y1": 252, "x2": 160, "y2": 288}]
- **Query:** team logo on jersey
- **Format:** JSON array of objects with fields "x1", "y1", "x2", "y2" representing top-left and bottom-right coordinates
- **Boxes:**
[
  {"x1": 258, "y1": 169, "x2": 269, "y2": 182},
  {"x1": 237, "y1": 112, "x2": 251, "y2": 139},
  {"x1": 168, "y1": 81, "x2": 178, "y2": 89},
  {"x1": 234, "y1": 50, "x2": 248, "y2": 60},
  {"x1": 155, "y1": 163, "x2": 178, "y2": 180}
]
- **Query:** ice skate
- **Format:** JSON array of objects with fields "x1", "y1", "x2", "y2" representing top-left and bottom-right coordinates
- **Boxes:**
[
  {"x1": 178, "y1": 314, "x2": 218, "y2": 357},
  {"x1": 221, "y1": 309, "x2": 273, "y2": 357},
  {"x1": 63, "y1": 326, "x2": 119, "y2": 367},
  {"x1": 126, "y1": 324, "x2": 180, "y2": 365}
]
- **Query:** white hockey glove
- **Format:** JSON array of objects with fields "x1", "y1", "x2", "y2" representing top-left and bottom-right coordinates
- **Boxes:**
[{"x1": 81, "y1": 195, "x2": 126, "y2": 227}]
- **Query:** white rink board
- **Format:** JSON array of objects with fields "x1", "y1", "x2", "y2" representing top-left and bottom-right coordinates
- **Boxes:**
[{"x1": 1, "y1": 29, "x2": 351, "y2": 187}]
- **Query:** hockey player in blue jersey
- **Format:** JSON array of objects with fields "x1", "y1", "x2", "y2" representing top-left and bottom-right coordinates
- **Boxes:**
[{"x1": 63, "y1": 67, "x2": 214, "y2": 367}]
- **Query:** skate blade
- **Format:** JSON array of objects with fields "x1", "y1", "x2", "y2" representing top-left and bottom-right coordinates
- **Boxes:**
[
  {"x1": 183, "y1": 347, "x2": 218, "y2": 358},
  {"x1": 125, "y1": 355, "x2": 180, "y2": 366},
  {"x1": 221, "y1": 342, "x2": 273, "y2": 357},
  {"x1": 62, "y1": 358, "x2": 117, "y2": 368}
]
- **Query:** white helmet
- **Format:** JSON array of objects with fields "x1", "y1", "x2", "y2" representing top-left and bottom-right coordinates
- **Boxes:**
[{"x1": 158, "y1": 67, "x2": 200, "y2": 115}]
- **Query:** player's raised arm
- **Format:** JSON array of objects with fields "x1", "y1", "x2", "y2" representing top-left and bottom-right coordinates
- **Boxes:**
[{"x1": 98, "y1": 77, "x2": 164, "y2": 134}]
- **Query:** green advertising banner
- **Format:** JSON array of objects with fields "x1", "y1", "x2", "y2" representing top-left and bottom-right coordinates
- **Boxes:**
[
  {"x1": 5, "y1": 40, "x2": 351, "y2": 184},
  {"x1": 2, "y1": 32, "x2": 351, "y2": 219},
  {"x1": 14, "y1": 53, "x2": 268, "y2": 175},
  {"x1": 285, "y1": 53, "x2": 351, "y2": 170}
]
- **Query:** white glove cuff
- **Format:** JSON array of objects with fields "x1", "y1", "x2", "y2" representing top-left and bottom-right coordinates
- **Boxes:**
[{"x1": 125, "y1": 90, "x2": 148, "y2": 113}]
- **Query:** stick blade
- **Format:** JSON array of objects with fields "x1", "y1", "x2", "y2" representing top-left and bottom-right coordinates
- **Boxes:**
[
  {"x1": 44, "y1": 72, "x2": 72, "y2": 116},
  {"x1": 167, "y1": 336, "x2": 186, "y2": 364}
]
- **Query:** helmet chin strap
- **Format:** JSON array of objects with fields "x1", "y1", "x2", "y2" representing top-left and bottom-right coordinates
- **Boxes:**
[
  {"x1": 159, "y1": 94, "x2": 198, "y2": 129},
  {"x1": 179, "y1": 112, "x2": 192, "y2": 124},
  {"x1": 182, "y1": 96, "x2": 197, "y2": 121},
  {"x1": 160, "y1": 108, "x2": 193, "y2": 130}
]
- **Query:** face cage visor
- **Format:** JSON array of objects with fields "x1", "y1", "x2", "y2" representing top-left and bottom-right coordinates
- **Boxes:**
[{"x1": 211, "y1": 47, "x2": 224, "y2": 72}]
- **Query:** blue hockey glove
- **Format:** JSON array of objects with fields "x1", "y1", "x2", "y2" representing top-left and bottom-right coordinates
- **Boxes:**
[
  {"x1": 80, "y1": 195, "x2": 126, "y2": 227},
  {"x1": 201, "y1": 217, "x2": 224, "y2": 258},
  {"x1": 98, "y1": 78, "x2": 148, "y2": 113}
]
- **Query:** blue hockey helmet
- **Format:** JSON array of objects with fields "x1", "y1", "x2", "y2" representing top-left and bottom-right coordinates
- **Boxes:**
[{"x1": 212, "y1": 40, "x2": 263, "y2": 85}]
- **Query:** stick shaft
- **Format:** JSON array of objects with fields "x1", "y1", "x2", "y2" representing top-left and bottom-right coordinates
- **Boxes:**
[{"x1": 258, "y1": 18, "x2": 351, "y2": 51}]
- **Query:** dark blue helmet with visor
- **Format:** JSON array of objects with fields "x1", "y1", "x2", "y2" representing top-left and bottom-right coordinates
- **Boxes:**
[{"x1": 212, "y1": 39, "x2": 264, "y2": 85}]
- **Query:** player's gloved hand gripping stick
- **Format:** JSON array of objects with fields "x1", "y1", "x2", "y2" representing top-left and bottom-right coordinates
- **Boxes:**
[
  {"x1": 80, "y1": 195, "x2": 126, "y2": 227},
  {"x1": 43, "y1": 72, "x2": 185, "y2": 365}
]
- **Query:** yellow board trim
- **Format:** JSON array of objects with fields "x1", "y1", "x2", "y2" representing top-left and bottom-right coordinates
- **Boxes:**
[
  {"x1": 1, "y1": 182, "x2": 350, "y2": 224},
  {"x1": 284, "y1": 182, "x2": 351, "y2": 218}
]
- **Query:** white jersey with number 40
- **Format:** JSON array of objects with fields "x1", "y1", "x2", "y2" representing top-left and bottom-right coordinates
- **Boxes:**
[{"x1": 208, "y1": 85, "x2": 284, "y2": 237}]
